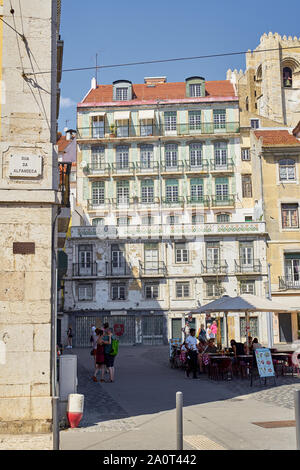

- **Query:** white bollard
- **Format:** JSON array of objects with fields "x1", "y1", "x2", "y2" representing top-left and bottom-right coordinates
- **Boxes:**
[{"x1": 67, "y1": 393, "x2": 84, "y2": 428}]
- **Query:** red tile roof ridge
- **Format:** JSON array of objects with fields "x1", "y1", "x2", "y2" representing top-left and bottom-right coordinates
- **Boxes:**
[{"x1": 254, "y1": 129, "x2": 300, "y2": 146}]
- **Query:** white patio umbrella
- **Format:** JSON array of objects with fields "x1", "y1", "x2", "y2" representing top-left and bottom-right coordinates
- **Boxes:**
[{"x1": 193, "y1": 294, "x2": 297, "y2": 352}]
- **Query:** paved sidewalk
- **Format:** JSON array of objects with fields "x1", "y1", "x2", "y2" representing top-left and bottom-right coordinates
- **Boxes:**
[{"x1": 60, "y1": 346, "x2": 300, "y2": 450}]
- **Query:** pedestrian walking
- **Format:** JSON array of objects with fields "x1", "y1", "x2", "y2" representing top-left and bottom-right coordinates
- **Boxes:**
[
  {"x1": 103, "y1": 328, "x2": 117, "y2": 382},
  {"x1": 92, "y1": 329, "x2": 112, "y2": 383},
  {"x1": 211, "y1": 320, "x2": 218, "y2": 339},
  {"x1": 196, "y1": 324, "x2": 206, "y2": 342},
  {"x1": 67, "y1": 326, "x2": 73, "y2": 348},
  {"x1": 91, "y1": 328, "x2": 100, "y2": 367},
  {"x1": 185, "y1": 328, "x2": 199, "y2": 379}
]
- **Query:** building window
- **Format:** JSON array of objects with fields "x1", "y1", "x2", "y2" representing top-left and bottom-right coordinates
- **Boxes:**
[
  {"x1": 116, "y1": 146, "x2": 129, "y2": 169},
  {"x1": 189, "y1": 111, "x2": 202, "y2": 131},
  {"x1": 141, "y1": 215, "x2": 154, "y2": 226},
  {"x1": 140, "y1": 145, "x2": 154, "y2": 169},
  {"x1": 164, "y1": 111, "x2": 177, "y2": 134},
  {"x1": 190, "y1": 178, "x2": 203, "y2": 202},
  {"x1": 206, "y1": 241, "x2": 220, "y2": 268},
  {"x1": 167, "y1": 214, "x2": 179, "y2": 225},
  {"x1": 165, "y1": 180, "x2": 179, "y2": 202},
  {"x1": 216, "y1": 213, "x2": 230, "y2": 223},
  {"x1": 245, "y1": 216, "x2": 253, "y2": 222},
  {"x1": 240, "y1": 317, "x2": 258, "y2": 339},
  {"x1": 213, "y1": 109, "x2": 226, "y2": 129},
  {"x1": 145, "y1": 282, "x2": 159, "y2": 299},
  {"x1": 78, "y1": 283, "x2": 93, "y2": 301},
  {"x1": 214, "y1": 142, "x2": 227, "y2": 167},
  {"x1": 206, "y1": 281, "x2": 222, "y2": 298},
  {"x1": 245, "y1": 96, "x2": 249, "y2": 111},
  {"x1": 239, "y1": 241, "x2": 254, "y2": 267},
  {"x1": 91, "y1": 116, "x2": 104, "y2": 138},
  {"x1": 283, "y1": 67, "x2": 292, "y2": 88},
  {"x1": 116, "y1": 87, "x2": 128, "y2": 101},
  {"x1": 189, "y1": 84, "x2": 202, "y2": 97},
  {"x1": 215, "y1": 177, "x2": 229, "y2": 200},
  {"x1": 240, "y1": 280, "x2": 256, "y2": 295},
  {"x1": 111, "y1": 283, "x2": 126, "y2": 300},
  {"x1": 165, "y1": 144, "x2": 178, "y2": 168},
  {"x1": 242, "y1": 175, "x2": 253, "y2": 198},
  {"x1": 281, "y1": 204, "x2": 299, "y2": 228},
  {"x1": 91, "y1": 146, "x2": 105, "y2": 169},
  {"x1": 241, "y1": 148, "x2": 251, "y2": 161},
  {"x1": 192, "y1": 213, "x2": 205, "y2": 224},
  {"x1": 92, "y1": 181, "x2": 105, "y2": 205},
  {"x1": 284, "y1": 254, "x2": 300, "y2": 286},
  {"x1": 92, "y1": 218, "x2": 104, "y2": 226},
  {"x1": 250, "y1": 119, "x2": 259, "y2": 129},
  {"x1": 189, "y1": 143, "x2": 202, "y2": 167},
  {"x1": 141, "y1": 179, "x2": 154, "y2": 203},
  {"x1": 175, "y1": 243, "x2": 189, "y2": 263},
  {"x1": 279, "y1": 159, "x2": 296, "y2": 182},
  {"x1": 117, "y1": 180, "x2": 129, "y2": 204},
  {"x1": 176, "y1": 281, "x2": 190, "y2": 298}
]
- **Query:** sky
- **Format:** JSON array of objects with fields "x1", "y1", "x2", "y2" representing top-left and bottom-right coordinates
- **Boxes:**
[{"x1": 58, "y1": 0, "x2": 300, "y2": 132}]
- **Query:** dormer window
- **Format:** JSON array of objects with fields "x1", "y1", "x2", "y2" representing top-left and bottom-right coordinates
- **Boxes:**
[
  {"x1": 116, "y1": 87, "x2": 128, "y2": 101},
  {"x1": 185, "y1": 76, "x2": 205, "y2": 98},
  {"x1": 113, "y1": 80, "x2": 132, "y2": 101}
]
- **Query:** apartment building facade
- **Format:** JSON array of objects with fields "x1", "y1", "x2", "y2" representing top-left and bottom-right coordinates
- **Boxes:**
[{"x1": 62, "y1": 75, "x2": 270, "y2": 346}]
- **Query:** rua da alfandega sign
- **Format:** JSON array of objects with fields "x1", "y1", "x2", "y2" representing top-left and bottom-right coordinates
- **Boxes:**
[{"x1": 9, "y1": 154, "x2": 42, "y2": 178}]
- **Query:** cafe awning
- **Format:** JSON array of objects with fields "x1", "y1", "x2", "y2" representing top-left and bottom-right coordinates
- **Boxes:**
[
  {"x1": 90, "y1": 111, "x2": 106, "y2": 117},
  {"x1": 138, "y1": 109, "x2": 155, "y2": 120},
  {"x1": 114, "y1": 110, "x2": 130, "y2": 120}
]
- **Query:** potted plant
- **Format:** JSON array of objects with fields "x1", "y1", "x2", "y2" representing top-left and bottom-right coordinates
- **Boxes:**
[{"x1": 109, "y1": 124, "x2": 116, "y2": 137}]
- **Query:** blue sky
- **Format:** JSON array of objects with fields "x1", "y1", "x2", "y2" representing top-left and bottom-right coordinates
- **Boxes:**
[{"x1": 58, "y1": 0, "x2": 300, "y2": 132}]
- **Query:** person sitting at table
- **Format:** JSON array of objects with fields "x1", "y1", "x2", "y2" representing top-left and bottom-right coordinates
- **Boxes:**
[
  {"x1": 230, "y1": 339, "x2": 244, "y2": 357},
  {"x1": 185, "y1": 328, "x2": 199, "y2": 379},
  {"x1": 252, "y1": 338, "x2": 262, "y2": 351},
  {"x1": 197, "y1": 338, "x2": 207, "y2": 373},
  {"x1": 203, "y1": 338, "x2": 217, "y2": 354}
]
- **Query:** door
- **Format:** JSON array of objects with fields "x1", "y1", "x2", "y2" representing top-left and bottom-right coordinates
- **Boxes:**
[
  {"x1": 240, "y1": 242, "x2": 254, "y2": 271},
  {"x1": 279, "y1": 313, "x2": 293, "y2": 343},
  {"x1": 111, "y1": 244, "x2": 125, "y2": 275},
  {"x1": 142, "y1": 316, "x2": 164, "y2": 345},
  {"x1": 144, "y1": 243, "x2": 159, "y2": 274},
  {"x1": 172, "y1": 318, "x2": 182, "y2": 339},
  {"x1": 78, "y1": 245, "x2": 92, "y2": 276},
  {"x1": 206, "y1": 242, "x2": 220, "y2": 271}
]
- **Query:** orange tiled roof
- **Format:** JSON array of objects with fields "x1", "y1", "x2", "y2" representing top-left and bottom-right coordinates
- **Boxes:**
[
  {"x1": 57, "y1": 136, "x2": 69, "y2": 153},
  {"x1": 254, "y1": 130, "x2": 300, "y2": 147},
  {"x1": 81, "y1": 80, "x2": 236, "y2": 105}
]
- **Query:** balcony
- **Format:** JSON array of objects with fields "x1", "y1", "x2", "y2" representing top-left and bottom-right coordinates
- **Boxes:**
[
  {"x1": 139, "y1": 261, "x2": 167, "y2": 277},
  {"x1": 162, "y1": 196, "x2": 185, "y2": 207},
  {"x1": 210, "y1": 159, "x2": 235, "y2": 173},
  {"x1": 110, "y1": 163, "x2": 135, "y2": 176},
  {"x1": 76, "y1": 122, "x2": 240, "y2": 141},
  {"x1": 201, "y1": 261, "x2": 228, "y2": 276},
  {"x1": 211, "y1": 195, "x2": 235, "y2": 208},
  {"x1": 87, "y1": 198, "x2": 111, "y2": 211},
  {"x1": 105, "y1": 262, "x2": 133, "y2": 277},
  {"x1": 279, "y1": 276, "x2": 300, "y2": 290},
  {"x1": 235, "y1": 259, "x2": 262, "y2": 275},
  {"x1": 184, "y1": 160, "x2": 209, "y2": 174},
  {"x1": 71, "y1": 221, "x2": 267, "y2": 240},
  {"x1": 72, "y1": 262, "x2": 98, "y2": 277},
  {"x1": 160, "y1": 161, "x2": 185, "y2": 175},
  {"x1": 135, "y1": 161, "x2": 160, "y2": 175},
  {"x1": 87, "y1": 163, "x2": 111, "y2": 177},
  {"x1": 186, "y1": 195, "x2": 210, "y2": 206}
]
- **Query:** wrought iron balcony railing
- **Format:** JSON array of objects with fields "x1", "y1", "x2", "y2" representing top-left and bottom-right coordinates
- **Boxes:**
[
  {"x1": 210, "y1": 159, "x2": 235, "y2": 172},
  {"x1": 160, "y1": 161, "x2": 185, "y2": 172},
  {"x1": 72, "y1": 262, "x2": 98, "y2": 277},
  {"x1": 184, "y1": 159, "x2": 209, "y2": 172},
  {"x1": 139, "y1": 261, "x2": 167, "y2": 277},
  {"x1": 234, "y1": 259, "x2": 262, "y2": 274},
  {"x1": 77, "y1": 122, "x2": 240, "y2": 140},
  {"x1": 186, "y1": 195, "x2": 210, "y2": 206},
  {"x1": 211, "y1": 195, "x2": 235, "y2": 207},
  {"x1": 87, "y1": 198, "x2": 111, "y2": 210},
  {"x1": 105, "y1": 262, "x2": 133, "y2": 277},
  {"x1": 279, "y1": 276, "x2": 300, "y2": 290},
  {"x1": 162, "y1": 196, "x2": 185, "y2": 206},
  {"x1": 201, "y1": 260, "x2": 228, "y2": 275}
]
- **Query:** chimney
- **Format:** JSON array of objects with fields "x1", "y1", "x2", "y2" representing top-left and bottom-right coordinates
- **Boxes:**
[
  {"x1": 144, "y1": 77, "x2": 167, "y2": 86},
  {"x1": 91, "y1": 77, "x2": 97, "y2": 90}
]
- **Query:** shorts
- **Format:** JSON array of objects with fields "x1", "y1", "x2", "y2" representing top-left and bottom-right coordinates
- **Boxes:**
[{"x1": 105, "y1": 354, "x2": 115, "y2": 367}]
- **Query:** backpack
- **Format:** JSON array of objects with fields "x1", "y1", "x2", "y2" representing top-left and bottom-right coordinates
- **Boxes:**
[{"x1": 110, "y1": 338, "x2": 119, "y2": 356}]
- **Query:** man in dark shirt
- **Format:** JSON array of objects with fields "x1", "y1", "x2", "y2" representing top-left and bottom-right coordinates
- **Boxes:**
[{"x1": 230, "y1": 339, "x2": 244, "y2": 356}]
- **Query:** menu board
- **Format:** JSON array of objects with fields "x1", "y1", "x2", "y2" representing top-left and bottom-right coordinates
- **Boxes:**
[{"x1": 255, "y1": 348, "x2": 275, "y2": 378}]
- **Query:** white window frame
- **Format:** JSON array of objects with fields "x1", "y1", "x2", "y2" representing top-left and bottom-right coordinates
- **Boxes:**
[
  {"x1": 241, "y1": 148, "x2": 251, "y2": 161},
  {"x1": 175, "y1": 243, "x2": 189, "y2": 264},
  {"x1": 279, "y1": 159, "x2": 296, "y2": 182},
  {"x1": 116, "y1": 87, "x2": 128, "y2": 101},
  {"x1": 164, "y1": 111, "x2": 177, "y2": 135},
  {"x1": 78, "y1": 283, "x2": 93, "y2": 301},
  {"x1": 144, "y1": 282, "x2": 159, "y2": 299},
  {"x1": 189, "y1": 84, "x2": 202, "y2": 97},
  {"x1": 111, "y1": 283, "x2": 127, "y2": 300},
  {"x1": 176, "y1": 281, "x2": 190, "y2": 298}
]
